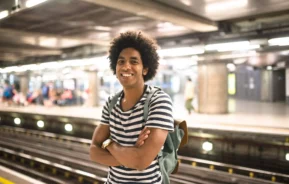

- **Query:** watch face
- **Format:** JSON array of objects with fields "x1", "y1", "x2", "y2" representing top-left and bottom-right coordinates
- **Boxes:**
[
  {"x1": 104, "y1": 139, "x2": 110, "y2": 144},
  {"x1": 102, "y1": 139, "x2": 112, "y2": 149}
]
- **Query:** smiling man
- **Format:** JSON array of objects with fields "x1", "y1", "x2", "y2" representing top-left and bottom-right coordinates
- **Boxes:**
[{"x1": 89, "y1": 31, "x2": 174, "y2": 184}]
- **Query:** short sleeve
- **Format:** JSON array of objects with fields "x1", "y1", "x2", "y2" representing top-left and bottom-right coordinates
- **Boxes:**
[
  {"x1": 100, "y1": 97, "x2": 111, "y2": 125},
  {"x1": 145, "y1": 90, "x2": 174, "y2": 132}
]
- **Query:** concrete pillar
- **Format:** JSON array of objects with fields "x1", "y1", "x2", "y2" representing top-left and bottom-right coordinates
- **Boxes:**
[
  {"x1": 285, "y1": 67, "x2": 289, "y2": 105},
  {"x1": 261, "y1": 70, "x2": 273, "y2": 102},
  {"x1": 198, "y1": 62, "x2": 228, "y2": 114},
  {"x1": 86, "y1": 71, "x2": 100, "y2": 107},
  {"x1": 19, "y1": 73, "x2": 29, "y2": 95}
]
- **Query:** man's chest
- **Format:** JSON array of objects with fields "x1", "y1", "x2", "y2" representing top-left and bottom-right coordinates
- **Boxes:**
[{"x1": 109, "y1": 108, "x2": 145, "y2": 134}]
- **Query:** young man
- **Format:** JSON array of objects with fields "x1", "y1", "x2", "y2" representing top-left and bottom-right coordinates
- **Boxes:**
[{"x1": 89, "y1": 31, "x2": 174, "y2": 183}]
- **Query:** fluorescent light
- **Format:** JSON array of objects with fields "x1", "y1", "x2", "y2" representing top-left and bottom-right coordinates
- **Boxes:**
[
  {"x1": 217, "y1": 44, "x2": 260, "y2": 52},
  {"x1": 205, "y1": 41, "x2": 250, "y2": 51},
  {"x1": 26, "y1": 0, "x2": 47, "y2": 8},
  {"x1": 157, "y1": 22, "x2": 186, "y2": 32},
  {"x1": 39, "y1": 62, "x2": 63, "y2": 69},
  {"x1": 227, "y1": 63, "x2": 236, "y2": 71},
  {"x1": 267, "y1": 66, "x2": 272, "y2": 70},
  {"x1": 280, "y1": 50, "x2": 289, "y2": 55},
  {"x1": 158, "y1": 47, "x2": 204, "y2": 57},
  {"x1": 206, "y1": 0, "x2": 248, "y2": 13},
  {"x1": 94, "y1": 26, "x2": 111, "y2": 31},
  {"x1": 0, "y1": 56, "x2": 108, "y2": 73},
  {"x1": 233, "y1": 58, "x2": 247, "y2": 65},
  {"x1": 268, "y1": 37, "x2": 289, "y2": 46},
  {"x1": 220, "y1": 51, "x2": 258, "y2": 60},
  {"x1": 0, "y1": 10, "x2": 9, "y2": 20},
  {"x1": 286, "y1": 153, "x2": 289, "y2": 161}
]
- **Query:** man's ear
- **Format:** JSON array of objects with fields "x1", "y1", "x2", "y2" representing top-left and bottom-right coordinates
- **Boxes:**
[{"x1": 143, "y1": 68, "x2": 148, "y2": 76}]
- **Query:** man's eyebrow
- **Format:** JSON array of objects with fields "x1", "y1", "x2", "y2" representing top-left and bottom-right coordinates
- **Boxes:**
[
  {"x1": 118, "y1": 56, "x2": 125, "y2": 59},
  {"x1": 130, "y1": 56, "x2": 138, "y2": 60}
]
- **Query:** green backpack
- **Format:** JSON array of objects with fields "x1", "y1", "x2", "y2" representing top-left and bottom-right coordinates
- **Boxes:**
[{"x1": 109, "y1": 87, "x2": 188, "y2": 184}]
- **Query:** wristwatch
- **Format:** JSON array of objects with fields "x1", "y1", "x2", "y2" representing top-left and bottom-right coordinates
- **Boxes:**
[{"x1": 101, "y1": 138, "x2": 113, "y2": 150}]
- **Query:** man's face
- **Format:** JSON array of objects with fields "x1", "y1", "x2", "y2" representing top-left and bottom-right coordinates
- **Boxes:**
[{"x1": 116, "y1": 48, "x2": 148, "y2": 89}]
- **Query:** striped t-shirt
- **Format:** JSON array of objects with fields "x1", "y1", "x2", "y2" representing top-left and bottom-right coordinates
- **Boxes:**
[{"x1": 100, "y1": 85, "x2": 174, "y2": 184}]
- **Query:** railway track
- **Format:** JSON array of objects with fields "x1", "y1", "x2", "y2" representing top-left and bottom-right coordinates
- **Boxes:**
[{"x1": 0, "y1": 125, "x2": 287, "y2": 184}]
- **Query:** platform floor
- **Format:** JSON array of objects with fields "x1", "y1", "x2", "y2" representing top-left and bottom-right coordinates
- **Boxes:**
[
  {"x1": 0, "y1": 165, "x2": 46, "y2": 184},
  {"x1": 0, "y1": 97, "x2": 289, "y2": 135}
]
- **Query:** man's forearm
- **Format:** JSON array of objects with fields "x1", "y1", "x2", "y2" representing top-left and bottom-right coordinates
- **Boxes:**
[
  {"x1": 107, "y1": 143, "x2": 146, "y2": 170},
  {"x1": 90, "y1": 144, "x2": 121, "y2": 167}
]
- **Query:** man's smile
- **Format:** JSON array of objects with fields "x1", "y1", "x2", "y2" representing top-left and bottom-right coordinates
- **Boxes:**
[{"x1": 121, "y1": 73, "x2": 134, "y2": 77}]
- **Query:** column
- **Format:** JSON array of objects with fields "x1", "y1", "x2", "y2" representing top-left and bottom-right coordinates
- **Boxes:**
[
  {"x1": 285, "y1": 67, "x2": 289, "y2": 105},
  {"x1": 19, "y1": 73, "x2": 29, "y2": 96},
  {"x1": 261, "y1": 70, "x2": 273, "y2": 102},
  {"x1": 86, "y1": 70, "x2": 100, "y2": 107},
  {"x1": 198, "y1": 62, "x2": 228, "y2": 114}
]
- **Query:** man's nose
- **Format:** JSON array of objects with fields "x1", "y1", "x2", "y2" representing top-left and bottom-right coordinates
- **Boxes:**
[{"x1": 122, "y1": 61, "x2": 131, "y2": 70}]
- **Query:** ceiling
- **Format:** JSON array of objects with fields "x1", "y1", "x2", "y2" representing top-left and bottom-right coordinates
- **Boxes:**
[{"x1": 0, "y1": 0, "x2": 289, "y2": 67}]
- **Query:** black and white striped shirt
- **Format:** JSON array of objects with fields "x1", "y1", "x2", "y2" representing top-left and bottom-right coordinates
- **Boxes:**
[{"x1": 100, "y1": 85, "x2": 174, "y2": 184}]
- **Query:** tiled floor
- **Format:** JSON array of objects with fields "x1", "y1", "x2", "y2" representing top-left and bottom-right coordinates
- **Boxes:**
[{"x1": 1, "y1": 96, "x2": 289, "y2": 135}]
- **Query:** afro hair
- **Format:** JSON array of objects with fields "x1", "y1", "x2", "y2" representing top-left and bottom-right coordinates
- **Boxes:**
[{"x1": 108, "y1": 31, "x2": 159, "y2": 82}]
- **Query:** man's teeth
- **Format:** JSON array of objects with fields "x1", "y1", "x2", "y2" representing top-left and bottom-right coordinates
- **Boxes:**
[{"x1": 122, "y1": 74, "x2": 132, "y2": 77}]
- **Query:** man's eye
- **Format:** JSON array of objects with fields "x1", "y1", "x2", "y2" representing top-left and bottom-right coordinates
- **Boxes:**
[{"x1": 118, "y1": 60, "x2": 124, "y2": 64}]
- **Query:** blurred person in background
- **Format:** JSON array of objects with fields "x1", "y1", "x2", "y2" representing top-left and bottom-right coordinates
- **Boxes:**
[
  {"x1": 2, "y1": 80, "x2": 14, "y2": 105},
  {"x1": 184, "y1": 77, "x2": 195, "y2": 114},
  {"x1": 58, "y1": 89, "x2": 74, "y2": 106}
]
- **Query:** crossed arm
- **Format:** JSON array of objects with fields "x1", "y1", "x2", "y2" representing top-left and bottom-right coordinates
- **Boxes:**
[{"x1": 89, "y1": 124, "x2": 168, "y2": 170}]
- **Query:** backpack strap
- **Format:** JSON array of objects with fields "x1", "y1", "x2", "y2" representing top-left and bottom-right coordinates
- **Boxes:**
[
  {"x1": 108, "y1": 91, "x2": 122, "y2": 115},
  {"x1": 143, "y1": 87, "x2": 161, "y2": 121}
]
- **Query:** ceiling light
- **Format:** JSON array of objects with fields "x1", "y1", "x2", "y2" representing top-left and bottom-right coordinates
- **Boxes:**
[
  {"x1": 206, "y1": 0, "x2": 248, "y2": 13},
  {"x1": 205, "y1": 41, "x2": 250, "y2": 51},
  {"x1": 227, "y1": 63, "x2": 236, "y2": 72},
  {"x1": 233, "y1": 58, "x2": 247, "y2": 65},
  {"x1": 94, "y1": 26, "x2": 111, "y2": 31},
  {"x1": 0, "y1": 10, "x2": 9, "y2": 20},
  {"x1": 26, "y1": 0, "x2": 47, "y2": 8},
  {"x1": 280, "y1": 50, "x2": 289, "y2": 55},
  {"x1": 217, "y1": 44, "x2": 260, "y2": 52},
  {"x1": 268, "y1": 37, "x2": 289, "y2": 46},
  {"x1": 158, "y1": 47, "x2": 204, "y2": 57},
  {"x1": 266, "y1": 66, "x2": 272, "y2": 70},
  {"x1": 286, "y1": 153, "x2": 289, "y2": 161}
]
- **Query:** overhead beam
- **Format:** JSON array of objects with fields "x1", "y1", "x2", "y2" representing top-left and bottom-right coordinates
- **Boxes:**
[
  {"x1": 82, "y1": 0, "x2": 218, "y2": 32},
  {"x1": 0, "y1": 54, "x2": 21, "y2": 62},
  {"x1": 0, "y1": 28, "x2": 109, "y2": 48},
  {"x1": 0, "y1": 47, "x2": 61, "y2": 55}
]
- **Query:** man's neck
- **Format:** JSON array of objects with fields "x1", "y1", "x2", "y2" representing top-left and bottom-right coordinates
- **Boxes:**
[{"x1": 122, "y1": 84, "x2": 145, "y2": 104}]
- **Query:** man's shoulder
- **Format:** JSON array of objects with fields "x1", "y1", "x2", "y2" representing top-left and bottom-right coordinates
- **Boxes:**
[{"x1": 148, "y1": 86, "x2": 172, "y2": 101}]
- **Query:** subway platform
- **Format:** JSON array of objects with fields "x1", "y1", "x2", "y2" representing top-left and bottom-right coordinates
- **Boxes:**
[
  {"x1": 0, "y1": 98, "x2": 288, "y2": 136},
  {"x1": 0, "y1": 165, "x2": 46, "y2": 184}
]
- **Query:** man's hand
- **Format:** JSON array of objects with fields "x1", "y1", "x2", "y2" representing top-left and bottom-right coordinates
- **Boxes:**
[{"x1": 135, "y1": 127, "x2": 150, "y2": 147}]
